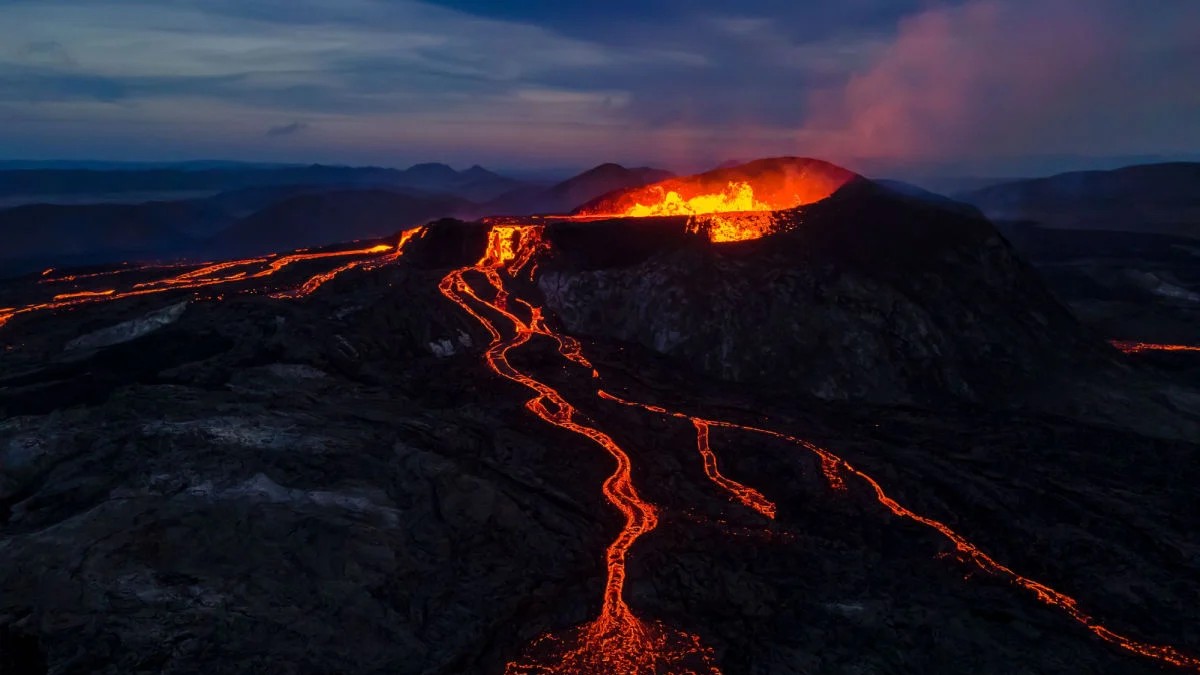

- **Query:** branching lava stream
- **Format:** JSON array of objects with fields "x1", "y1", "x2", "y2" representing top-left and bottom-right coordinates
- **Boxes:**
[
  {"x1": 439, "y1": 225, "x2": 724, "y2": 674},
  {"x1": 3, "y1": 186, "x2": 1197, "y2": 671},
  {"x1": 433, "y1": 219, "x2": 1199, "y2": 673},
  {"x1": 595, "y1": 391, "x2": 1200, "y2": 671},
  {"x1": 0, "y1": 237, "x2": 418, "y2": 330}
]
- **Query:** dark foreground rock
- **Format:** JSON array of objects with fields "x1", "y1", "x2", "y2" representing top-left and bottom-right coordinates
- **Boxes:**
[{"x1": 0, "y1": 198, "x2": 1197, "y2": 674}]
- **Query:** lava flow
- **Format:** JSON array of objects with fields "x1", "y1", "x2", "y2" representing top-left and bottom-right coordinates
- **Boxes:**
[
  {"x1": 0, "y1": 240, "x2": 402, "y2": 330},
  {"x1": 598, "y1": 390, "x2": 1200, "y2": 672},
  {"x1": 272, "y1": 227, "x2": 426, "y2": 299},
  {"x1": 438, "y1": 225, "x2": 723, "y2": 674},
  {"x1": 1111, "y1": 340, "x2": 1200, "y2": 354},
  {"x1": 439, "y1": 215, "x2": 1199, "y2": 672}
]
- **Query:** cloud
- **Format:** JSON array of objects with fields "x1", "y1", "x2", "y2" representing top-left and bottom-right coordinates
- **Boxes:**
[
  {"x1": 799, "y1": 0, "x2": 1200, "y2": 168},
  {"x1": 266, "y1": 121, "x2": 309, "y2": 137},
  {"x1": 0, "y1": 0, "x2": 1194, "y2": 171}
]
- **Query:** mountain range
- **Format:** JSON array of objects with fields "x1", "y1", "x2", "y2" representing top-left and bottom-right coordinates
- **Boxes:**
[
  {"x1": 0, "y1": 162, "x2": 676, "y2": 272},
  {"x1": 957, "y1": 162, "x2": 1200, "y2": 237}
]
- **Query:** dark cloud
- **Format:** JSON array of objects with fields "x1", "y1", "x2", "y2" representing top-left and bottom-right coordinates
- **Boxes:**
[
  {"x1": 266, "y1": 121, "x2": 309, "y2": 137},
  {"x1": 0, "y1": 0, "x2": 1194, "y2": 173}
]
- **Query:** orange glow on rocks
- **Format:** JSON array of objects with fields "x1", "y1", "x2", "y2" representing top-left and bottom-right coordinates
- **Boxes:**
[
  {"x1": 618, "y1": 181, "x2": 773, "y2": 217},
  {"x1": 688, "y1": 211, "x2": 785, "y2": 243},
  {"x1": 51, "y1": 289, "x2": 116, "y2": 301}
]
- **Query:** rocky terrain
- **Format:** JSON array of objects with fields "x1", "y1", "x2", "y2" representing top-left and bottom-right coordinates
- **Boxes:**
[
  {"x1": 958, "y1": 162, "x2": 1200, "y2": 238},
  {"x1": 0, "y1": 177, "x2": 1198, "y2": 674}
]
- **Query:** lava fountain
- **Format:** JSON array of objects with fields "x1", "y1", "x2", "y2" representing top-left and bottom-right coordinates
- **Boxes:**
[{"x1": 575, "y1": 157, "x2": 856, "y2": 242}]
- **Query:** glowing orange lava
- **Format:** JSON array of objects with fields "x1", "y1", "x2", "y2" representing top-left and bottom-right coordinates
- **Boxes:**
[
  {"x1": 408, "y1": 216, "x2": 1200, "y2": 672},
  {"x1": 0, "y1": 241, "x2": 400, "y2": 331},
  {"x1": 1111, "y1": 340, "x2": 1200, "y2": 354},
  {"x1": 438, "y1": 225, "x2": 722, "y2": 674},
  {"x1": 41, "y1": 260, "x2": 196, "y2": 285},
  {"x1": 617, "y1": 181, "x2": 773, "y2": 217},
  {"x1": 691, "y1": 419, "x2": 777, "y2": 518},
  {"x1": 574, "y1": 158, "x2": 853, "y2": 242},
  {"x1": 4, "y1": 189, "x2": 1197, "y2": 672},
  {"x1": 580, "y1": 181, "x2": 789, "y2": 242},
  {"x1": 272, "y1": 228, "x2": 426, "y2": 299},
  {"x1": 598, "y1": 390, "x2": 1200, "y2": 672}
]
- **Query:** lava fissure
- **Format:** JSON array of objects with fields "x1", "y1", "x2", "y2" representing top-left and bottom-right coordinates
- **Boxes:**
[{"x1": 598, "y1": 389, "x2": 1200, "y2": 671}]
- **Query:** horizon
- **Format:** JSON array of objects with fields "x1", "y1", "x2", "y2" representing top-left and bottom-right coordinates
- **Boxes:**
[{"x1": 5, "y1": 152, "x2": 1200, "y2": 186}]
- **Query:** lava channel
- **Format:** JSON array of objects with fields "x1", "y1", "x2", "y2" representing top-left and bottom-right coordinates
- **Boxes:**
[
  {"x1": 438, "y1": 224, "x2": 728, "y2": 674},
  {"x1": 0, "y1": 239, "x2": 407, "y2": 330},
  {"x1": 598, "y1": 390, "x2": 1200, "y2": 672}
]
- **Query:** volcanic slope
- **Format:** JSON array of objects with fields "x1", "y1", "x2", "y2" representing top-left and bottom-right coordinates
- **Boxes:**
[
  {"x1": 544, "y1": 176, "x2": 1199, "y2": 441},
  {"x1": 0, "y1": 168, "x2": 1197, "y2": 674}
]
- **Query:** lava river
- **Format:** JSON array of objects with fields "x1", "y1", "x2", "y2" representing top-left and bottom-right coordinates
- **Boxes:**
[
  {"x1": 0, "y1": 229, "x2": 425, "y2": 330},
  {"x1": 436, "y1": 221, "x2": 1200, "y2": 673}
]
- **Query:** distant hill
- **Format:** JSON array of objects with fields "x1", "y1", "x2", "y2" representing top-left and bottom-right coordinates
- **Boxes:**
[
  {"x1": 485, "y1": 163, "x2": 672, "y2": 216},
  {"x1": 0, "y1": 163, "x2": 524, "y2": 203},
  {"x1": 210, "y1": 190, "x2": 474, "y2": 256},
  {"x1": 873, "y1": 179, "x2": 982, "y2": 217},
  {"x1": 958, "y1": 162, "x2": 1200, "y2": 238},
  {"x1": 0, "y1": 160, "x2": 302, "y2": 171},
  {"x1": 0, "y1": 201, "x2": 212, "y2": 272}
]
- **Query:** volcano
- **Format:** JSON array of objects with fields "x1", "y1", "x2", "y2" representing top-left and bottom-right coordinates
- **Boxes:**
[{"x1": 0, "y1": 157, "x2": 1197, "y2": 674}]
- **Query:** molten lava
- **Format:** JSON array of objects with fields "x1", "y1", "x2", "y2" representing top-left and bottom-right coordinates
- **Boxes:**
[
  {"x1": 432, "y1": 215, "x2": 1200, "y2": 672},
  {"x1": 0, "y1": 238, "x2": 408, "y2": 331},
  {"x1": 619, "y1": 181, "x2": 773, "y2": 217},
  {"x1": 1111, "y1": 340, "x2": 1200, "y2": 354},
  {"x1": 574, "y1": 157, "x2": 855, "y2": 243},
  {"x1": 272, "y1": 227, "x2": 426, "y2": 299},
  {"x1": 438, "y1": 225, "x2": 724, "y2": 674},
  {"x1": 597, "y1": 390, "x2": 1200, "y2": 672}
]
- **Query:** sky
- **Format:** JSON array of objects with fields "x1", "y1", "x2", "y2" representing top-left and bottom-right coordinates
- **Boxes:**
[{"x1": 0, "y1": 0, "x2": 1197, "y2": 176}]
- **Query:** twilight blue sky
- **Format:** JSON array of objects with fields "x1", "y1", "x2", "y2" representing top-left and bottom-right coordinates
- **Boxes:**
[{"x1": 0, "y1": 0, "x2": 1197, "y2": 175}]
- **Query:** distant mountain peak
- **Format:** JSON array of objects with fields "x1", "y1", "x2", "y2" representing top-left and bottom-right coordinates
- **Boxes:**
[{"x1": 462, "y1": 165, "x2": 500, "y2": 180}]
